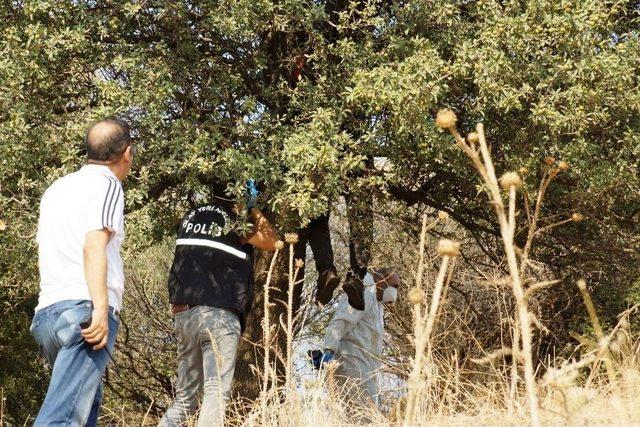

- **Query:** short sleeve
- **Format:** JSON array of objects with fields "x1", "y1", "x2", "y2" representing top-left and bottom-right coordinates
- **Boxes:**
[{"x1": 84, "y1": 176, "x2": 123, "y2": 235}]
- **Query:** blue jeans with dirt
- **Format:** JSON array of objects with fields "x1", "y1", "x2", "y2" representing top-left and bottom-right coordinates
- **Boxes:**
[
  {"x1": 159, "y1": 306, "x2": 241, "y2": 427},
  {"x1": 30, "y1": 299, "x2": 119, "y2": 426}
]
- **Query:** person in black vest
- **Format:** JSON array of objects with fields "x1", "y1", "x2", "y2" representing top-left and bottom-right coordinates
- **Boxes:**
[{"x1": 159, "y1": 182, "x2": 278, "y2": 427}]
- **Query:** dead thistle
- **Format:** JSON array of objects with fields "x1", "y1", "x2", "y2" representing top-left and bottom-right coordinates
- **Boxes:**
[{"x1": 436, "y1": 109, "x2": 542, "y2": 426}]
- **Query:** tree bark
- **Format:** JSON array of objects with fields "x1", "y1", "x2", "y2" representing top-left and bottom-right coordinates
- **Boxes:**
[{"x1": 232, "y1": 243, "x2": 304, "y2": 401}]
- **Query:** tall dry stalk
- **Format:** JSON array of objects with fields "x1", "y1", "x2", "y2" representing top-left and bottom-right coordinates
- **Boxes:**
[
  {"x1": 577, "y1": 279, "x2": 616, "y2": 383},
  {"x1": 284, "y1": 237, "x2": 303, "y2": 393},
  {"x1": 260, "y1": 243, "x2": 282, "y2": 424},
  {"x1": 403, "y1": 214, "x2": 459, "y2": 425},
  {"x1": 437, "y1": 110, "x2": 542, "y2": 426}
]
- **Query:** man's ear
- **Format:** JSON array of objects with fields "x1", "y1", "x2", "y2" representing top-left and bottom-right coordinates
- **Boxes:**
[{"x1": 123, "y1": 145, "x2": 133, "y2": 163}]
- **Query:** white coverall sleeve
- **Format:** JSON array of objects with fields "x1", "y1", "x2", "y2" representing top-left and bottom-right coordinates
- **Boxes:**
[{"x1": 323, "y1": 293, "x2": 365, "y2": 352}]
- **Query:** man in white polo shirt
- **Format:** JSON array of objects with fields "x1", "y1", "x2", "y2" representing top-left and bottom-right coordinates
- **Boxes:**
[{"x1": 30, "y1": 118, "x2": 133, "y2": 426}]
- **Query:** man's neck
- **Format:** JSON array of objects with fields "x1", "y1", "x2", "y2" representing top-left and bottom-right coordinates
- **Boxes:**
[{"x1": 86, "y1": 161, "x2": 123, "y2": 180}]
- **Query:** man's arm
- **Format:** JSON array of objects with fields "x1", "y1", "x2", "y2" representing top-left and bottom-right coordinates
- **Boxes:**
[
  {"x1": 241, "y1": 208, "x2": 279, "y2": 251},
  {"x1": 323, "y1": 294, "x2": 365, "y2": 353},
  {"x1": 81, "y1": 228, "x2": 111, "y2": 350}
]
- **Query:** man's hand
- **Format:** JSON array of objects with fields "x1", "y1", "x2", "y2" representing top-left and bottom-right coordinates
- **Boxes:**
[
  {"x1": 81, "y1": 309, "x2": 109, "y2": 350},
  {"x1": 83, "y1": 228, "x2": 111, "y2": 351}
]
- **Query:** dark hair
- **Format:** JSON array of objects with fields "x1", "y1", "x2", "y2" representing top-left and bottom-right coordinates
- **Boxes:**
[{"x1": 85, "y1": 118, "x2": 131, "y2": 162}]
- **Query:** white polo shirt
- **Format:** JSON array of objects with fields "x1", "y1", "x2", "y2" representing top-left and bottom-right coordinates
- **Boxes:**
[{"x1": 35, "y1": 164, "x2": 126, "y2": 312}]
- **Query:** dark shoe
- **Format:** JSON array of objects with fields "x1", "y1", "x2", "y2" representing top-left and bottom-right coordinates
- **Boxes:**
[
  {"x1": 316, "y1": 269, "x2": 341, "y2": 305},
  {"x1": 343, "y1": 273, "x2": 365, "y2": 311}
]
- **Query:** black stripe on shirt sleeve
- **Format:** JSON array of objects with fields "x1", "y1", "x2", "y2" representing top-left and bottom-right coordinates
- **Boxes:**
[
  {"x1": 105, "y1": 177, "x2": 119, "y2": 229},
  {"x1": 101, "y1": 178, "x2": 114, "y2": 228},
  {"x1": 108, "y1": 184, "x2": 122, "y2": 228}
]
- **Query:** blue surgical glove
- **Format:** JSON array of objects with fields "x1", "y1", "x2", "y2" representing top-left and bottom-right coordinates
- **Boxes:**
[
  {"x1": 319, "y1": 350, "x2": 335, "y2": 368},
  {"x1": 309, "y1": 349, "x2": 335, "y2": 370},
  {"x1": 245, "y1": 179, "x2": 259, "y2": 209}
]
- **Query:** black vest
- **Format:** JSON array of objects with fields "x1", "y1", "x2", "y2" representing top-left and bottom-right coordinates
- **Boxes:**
[{"x1": 167, "y1": 203, "x2": 254, "y2": 331}]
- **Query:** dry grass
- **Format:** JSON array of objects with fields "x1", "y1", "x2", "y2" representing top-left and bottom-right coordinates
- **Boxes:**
[
  {"x1": 17, "y1": 115, "x2": 638, "y2": 426},
  {"x1": 221, "y1": 114, "x2": 640, "y2": 426}
]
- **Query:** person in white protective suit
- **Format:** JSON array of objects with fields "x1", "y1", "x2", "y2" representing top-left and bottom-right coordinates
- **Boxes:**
[{"x1": 320, "y1": 267, "x2": 401, "y2": 407}]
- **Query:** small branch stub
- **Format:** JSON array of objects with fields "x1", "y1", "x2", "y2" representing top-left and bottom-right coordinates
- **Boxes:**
[
  {"x1": 558, "y1": 161, "x2": 570, "y2": 172},
  {"x1": 437, "y1": 239, "x2": 460, "y2": 257},
  {"x1": 435, "y1": 109, "x2": 457, "y2": 130},
  {"x1": 0, "y1": 219, "x2": 6, "y2": 231},
  {"x1": 437, "y1": 210, "x2": 449, "y2": 221},
  {"x1": 577, "y1": 278, "x2": 587, "y2": 290},
  {"x1": 544, "y1": 156, "x2": 556, "y2": 166},
  {"x1": 571, "y1": 213, "x2": 584, "y2": 222},
  {"x1": 500, "y1": 172, "x2": 523, "y2": 190},
  {"x1": 467, "y1": 132, "x2": 479, "y2": 144}
]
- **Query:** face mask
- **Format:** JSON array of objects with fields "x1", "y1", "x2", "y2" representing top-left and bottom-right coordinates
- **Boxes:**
[{"x1": 382, "y1": 286, "x2": 398, "y2": 304}]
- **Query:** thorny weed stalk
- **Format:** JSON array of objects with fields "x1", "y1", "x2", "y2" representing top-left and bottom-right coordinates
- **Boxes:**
[
  {"x1": 403, "y1": 214, "x2": 458, "y2": 425},
  {"x1": 435, "y1": 109, "x2": 580, "y2": 426},
  {"x1": 260, "y1": 240, "x2": 282, "y2": 425},
  {"x1": 283, "y1": 233, "x2": 304, "y2": 394}
]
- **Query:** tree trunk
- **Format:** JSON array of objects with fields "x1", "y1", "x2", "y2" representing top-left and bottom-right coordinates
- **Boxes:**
[{"x1": 232, "y1": 243, "x2": 304, "y2": 401}]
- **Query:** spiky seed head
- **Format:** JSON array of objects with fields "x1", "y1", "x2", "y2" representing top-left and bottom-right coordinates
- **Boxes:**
[
  {"x1": 0, "y1": 219, "x2": 5, "y2": 231},
  {"x1": 518, "y1": 167, "x2": 529, "y2": 175},
  {"x1": 619, "y1": 315, "x2": 630, "y2": 330},
  {"x1": 500, "y1": 172, "x2": 523, "y2": 190},
  {"x1": 558, "y1": 161, "x2": 570, "y2": 171},
  {"x1": 294, "y1": 258, "x2": 305, "y2": 269},
  {"x1": 274, "y1": 240, "x2": 285, "y2": 250},
  {"x1": 544, "y1": 368, "x2": 578, "y2": 389},
  {"x1": 284, "y1": 233, "x2": 299, "y2": 244},
  {"x1": 435, "y1": 109, "x2": 457, "y2": 130},
  {"x1": 544, "y1": 156, "x2": 556, "y2": 166},
  {"x1": 610, "y1": 335, "x2": 622, "y2": 354},
  {"x1": 437, "y1": 239, "x2": 460, "y2": 257},
  {"x1": 437, "y1": 210, "x2": 449, "y2": 221},
  {"x1": 564, "y1": 387, "x2": 596, "y2": 411},
  {"x1": 467, "y1": 132, "x2": 479, "y2": 144},
  {"x1": 407, "y1": 287, "x2": 425, "y2": 305},
  {"x1": 571, "y1": 213, "x2": 584, "y2": 222}
]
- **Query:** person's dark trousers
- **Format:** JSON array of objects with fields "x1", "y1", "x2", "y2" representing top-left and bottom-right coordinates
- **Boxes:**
[
  {"x1": 295, "y1": 213, "x2": 340, "y2": 305},
  {"x1": 343, "y1": 190, "x2": 374, "y2": 311}
]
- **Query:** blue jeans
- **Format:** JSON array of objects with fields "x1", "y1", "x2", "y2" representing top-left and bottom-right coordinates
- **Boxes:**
[
  {"x1": 159, "y1": 306, "x2": 241, "y2": 427},
  {"x1": 30, "y1": 299, "x2": 120, "y2": 427}
]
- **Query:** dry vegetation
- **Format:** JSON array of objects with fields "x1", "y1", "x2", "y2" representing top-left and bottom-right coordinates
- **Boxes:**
[
  {"x1": 7, "y1": 117, "x2": 636, "y2": 426},
  {"x1": 90, "y1": 115, "x2": 640, "y2": 426}
]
